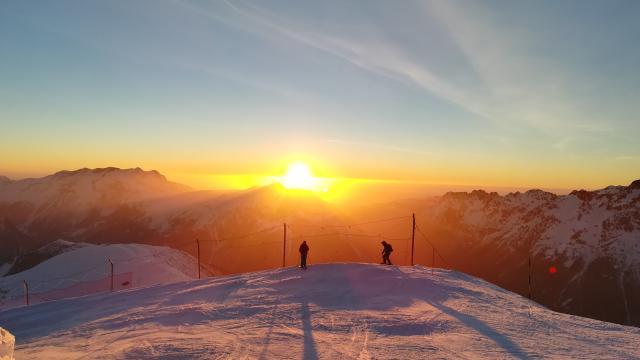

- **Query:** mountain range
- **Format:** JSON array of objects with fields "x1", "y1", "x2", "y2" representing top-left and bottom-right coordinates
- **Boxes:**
[
  {"x1": 410, "y1": 182, "x2": 640, "y2": 327},
  {"x1": 0, "y1": 167, "x2": 638, "y2": 327}
]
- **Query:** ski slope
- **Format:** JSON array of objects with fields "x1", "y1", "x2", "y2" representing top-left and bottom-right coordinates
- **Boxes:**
[
  {"x1": 1, "y1": 263, "x2": 639, "y2": 359},
  {"x1": 0, "y1": 243, "x2": 206, "y2": 308}
]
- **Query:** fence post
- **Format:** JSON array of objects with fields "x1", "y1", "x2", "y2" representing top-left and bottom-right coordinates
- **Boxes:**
[
  {"x1": 108, "y1": 259, "x2": 114, "y2": 292},
  {"x1": 283, "y1": 223, "x2": 287, "y2": 268},
  {"x1": 23, "y1": 280, "x2": 29, "y2": 306},
  {"x1": 528, "y1": 255, "x2": 532, "y2": 300},
  {"x1": 411, "y1": 213, "x2": 416, "y2": 266},
  {"x1": 432, "y1": 245, "x2": 435, "y2": 276},
  {"x1": 196, "y1": 238, "x2": 201, "y2": 280}
]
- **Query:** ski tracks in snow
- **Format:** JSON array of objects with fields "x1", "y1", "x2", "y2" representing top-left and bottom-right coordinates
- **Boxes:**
[
  {"x1": 4, "y1": 264, "x2": 640, "y2": 359},
  {"x1": 349, "y1": 320, "x2": 371, "y2": 360}
]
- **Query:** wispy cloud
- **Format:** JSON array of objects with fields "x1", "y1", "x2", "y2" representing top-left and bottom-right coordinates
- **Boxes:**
[
  {"x1": 425, "y1": 1, "x2": 613, "y2": 135},
  {"x1": 213, "y1": 0, "x2": 612, "y2": 140},
  {"x1": 219, "y1": 0, "x2": 488, "y2": 120}
]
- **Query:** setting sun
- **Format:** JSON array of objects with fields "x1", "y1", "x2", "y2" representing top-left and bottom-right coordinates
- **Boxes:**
[
  {"x1": 3, "y1": 2, "x2": 640, "y2": 357},
  {"x1": 281, "y1": 162, "x2": 316, "y2": 190}
]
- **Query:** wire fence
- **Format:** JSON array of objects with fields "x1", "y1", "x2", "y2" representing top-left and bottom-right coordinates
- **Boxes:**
[
  {"x1": 0, "y1": 214, "x2": 455, "y2": 309},
  {"x1": 0, "y1": 249, "x2": 205, "y2": 309}
]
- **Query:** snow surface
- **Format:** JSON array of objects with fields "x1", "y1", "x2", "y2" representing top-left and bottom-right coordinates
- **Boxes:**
[
  {"x1": 0, "y1": 243, "x2": 207, "y2": 308},
  {"x1": 1, "y1": 263, "x2": 638, "y2": 359},
  {"x1": 0, "y1": 327, "x2": 14, "y2": 360},
  {"x1": 0, "y1": 265, "x2": 10, "y2": 278}
]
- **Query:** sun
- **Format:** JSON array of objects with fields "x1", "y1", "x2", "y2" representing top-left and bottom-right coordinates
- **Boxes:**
[{"x1": 281, "y1": 162, "x2": 316, "y2": 190}]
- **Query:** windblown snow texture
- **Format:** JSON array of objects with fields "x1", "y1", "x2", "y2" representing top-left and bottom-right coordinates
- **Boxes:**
[{"x1": 0, "y1": 263, "x2": 638, "y2": 359}]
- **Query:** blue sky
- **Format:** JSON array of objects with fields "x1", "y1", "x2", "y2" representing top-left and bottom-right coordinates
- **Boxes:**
[{"x1": 1, "y1": 0, "x2": 639, "y2": 189}]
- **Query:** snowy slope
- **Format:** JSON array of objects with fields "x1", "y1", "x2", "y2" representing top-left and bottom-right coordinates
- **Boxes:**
[
  {"x1": 0, "y1": 243, "x2": 209, "y2": 308},
  {"x1": 417, "y1": 182, "x2": 640, "y2": 326},
  {"x1": 0, "y1": 263, "x2": 638, "y2": 359},
  {"x1": 0, "y1": 327, "x2": 13, "y2": 360}
]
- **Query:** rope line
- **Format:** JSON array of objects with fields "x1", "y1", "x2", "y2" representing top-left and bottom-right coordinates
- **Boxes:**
[
  {"x1": 285, "y1": 228, "x2": 410, "y2": 242},
  {"x1": 219, "y1": 240, "x2": 283, "y2": 249},
  {"x1": 286, "y1": 231, "x2": 342, "y2": 238},
  {"x1": 342, "y1": 232, "x2": 411, "y2": 241},
  {"x1": 287, "y1": 215, "x2": 411, "y2": 229},
  {"x1": 6, "y1": 214, "x2": 459, "y2": 308},
  {"x1": 168, "y1": 225, "x2": 279, "y2": 248},
  {"x1": 26, "y1": 263, "x2": 108, "y2": 286},
  {"x1": 415, "y1": 224, "x2": 453, "y2": 268},
  {"x1": 200, "y1": 226, "x2": 280, "y2": 243}
]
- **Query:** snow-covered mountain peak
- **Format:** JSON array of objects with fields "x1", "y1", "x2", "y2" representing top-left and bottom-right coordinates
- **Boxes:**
[
  {"x1": 520, "y1": 188, "x2": 558, "y2": 202},
  {"x1": 51, "y1": 167, "x2": 168, "y2": 182},
  {"x1": 0, "y1": 167, "x2": 191, "y2": 220},
  {"x1": 417, "y1": 179, "x2": 640, "y2": 326}
]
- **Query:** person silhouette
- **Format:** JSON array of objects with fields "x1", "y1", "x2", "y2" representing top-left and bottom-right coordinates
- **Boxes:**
[
  {"x1": 381, "y1": 241, "x2": 393, "y2": 265},
  {"x1": 299, "y1": 240, "x2": 309, "y2": 269}
]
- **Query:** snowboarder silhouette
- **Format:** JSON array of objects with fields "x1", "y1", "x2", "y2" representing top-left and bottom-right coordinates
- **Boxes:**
[
  {"x1": 381, "y1": 241, "x2": 393, "y2": 265},
  {"x1": 299, "y1": 240, "x2": 309, "y2": 269}
]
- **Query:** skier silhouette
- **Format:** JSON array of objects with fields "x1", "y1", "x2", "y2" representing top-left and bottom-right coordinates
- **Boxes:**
[
  {"x1": 299, "y1": 240, "x2": 309, "y2": 269},
  {"x1": 381, "y1": 241, "x2": 393, "y2": 265}
]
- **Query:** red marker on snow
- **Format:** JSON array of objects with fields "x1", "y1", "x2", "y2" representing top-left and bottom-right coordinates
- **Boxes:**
[{"x1": 549, "y1": 266, "x2": 557, "y2": 274}]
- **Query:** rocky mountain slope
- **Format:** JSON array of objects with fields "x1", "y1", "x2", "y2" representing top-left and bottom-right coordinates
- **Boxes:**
[
  {"x1": 0, "y1": 168, "x2": 348, "y2": 273},
  {"x1": 414, "y1": 180, "x2": 640, "y2": 326},
  {"x1": 0, "y1": 168, "x2": 191, "y2": 263}
]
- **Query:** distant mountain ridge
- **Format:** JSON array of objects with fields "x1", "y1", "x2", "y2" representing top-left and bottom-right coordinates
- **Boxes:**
[
  {"x1": 0, "y1": 167, "x2": 193, "y2": 265},
  {"x1": 0, "y1": 167, "x2": 190, "y2": 204},
  {"x1": 1, "y1": 167, "x2": 639, "y2": 327},
  {"x1": 0, "y1": 167, "x2": 348, "y2": 273},
  {"x1": 416, "y1": 179, "x2": 640, "y2": 326}
]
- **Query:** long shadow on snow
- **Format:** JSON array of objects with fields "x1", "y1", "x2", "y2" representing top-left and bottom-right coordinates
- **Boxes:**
[
  {"x1": 428, "y1": 301, "x2": 531, "y2": 360},
  {"x1": 0, "y1": 263, "x2": 501, "y2": 343},
  {"x1": 274, "y1": 264, "x2": 481, "y2": 311},
  {"x1": 278, "y1": 264, "x2": 530, "y2": 358},
  {"x1": 300, "y1": 301, "x2": 319, "y2": 360}
]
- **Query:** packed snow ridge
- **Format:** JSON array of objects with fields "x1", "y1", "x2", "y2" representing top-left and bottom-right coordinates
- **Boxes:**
[
  {"x1": 0, "y1": 243, "x2": 207, "y2": 308},
  {"x1": 1, "y1": 263, "x2": 639, "y2": 359}
]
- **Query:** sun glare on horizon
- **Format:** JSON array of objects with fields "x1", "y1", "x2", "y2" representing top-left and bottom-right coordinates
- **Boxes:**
[{"x1": 281, "y1": 162, "x2": 317, "y2": 190}]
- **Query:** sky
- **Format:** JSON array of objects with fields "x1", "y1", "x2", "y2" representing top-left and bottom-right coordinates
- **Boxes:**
[{"x1": 1, "y1": 0, "x2": 639, "y2": 191}]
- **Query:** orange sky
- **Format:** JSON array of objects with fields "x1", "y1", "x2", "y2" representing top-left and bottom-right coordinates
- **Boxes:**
[{"x1": 1, "y1": 1, "x2": 639, "y2": 193}]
